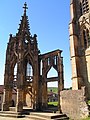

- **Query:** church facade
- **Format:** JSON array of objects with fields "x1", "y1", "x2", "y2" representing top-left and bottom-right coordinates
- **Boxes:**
[
  {"x1": 69, "y1": 0, "x2": 90, "y2": 98},
  {"x1": 2, "y1": 3, "x2": 64, "y2": 112}
]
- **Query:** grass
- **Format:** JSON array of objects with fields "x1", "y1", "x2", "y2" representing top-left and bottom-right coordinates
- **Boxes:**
[
  {"x1": 47, "y1": 87, "x2": 58, "y2": 93},
  {"x1": 48, "y1": 101, "x2": 58, "y2": 106},
  {"x1": 82, "y1": 117, "x2": 90, "y2": 120}
]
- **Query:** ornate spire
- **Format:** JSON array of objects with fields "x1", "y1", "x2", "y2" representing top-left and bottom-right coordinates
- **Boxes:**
[
  {"x1": 17, "y1": 2, "x2": 31, "y2": 36},
  {"x1": 23, "y1": 2, "x2": 28, "y2": 14}
]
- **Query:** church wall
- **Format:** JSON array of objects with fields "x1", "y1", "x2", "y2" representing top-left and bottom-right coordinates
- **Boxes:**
[{"x1": 85, "y1": 49, "x2": 90, "y2": 83}]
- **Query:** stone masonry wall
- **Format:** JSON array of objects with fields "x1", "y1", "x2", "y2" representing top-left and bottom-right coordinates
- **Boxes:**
[{"x1": 60, "y1": 87, "x2": 89, "y2": 120}]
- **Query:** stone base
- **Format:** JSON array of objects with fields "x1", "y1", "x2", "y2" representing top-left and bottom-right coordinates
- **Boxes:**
[
  {"x1": 16, "y1": 102, "x2": 23, "y2": 112},
  {"x1": 2, "y1": 103, "x2": 9, "y2": 111},
  {"x1": 60, "y1": 87, "x2": 89, "y2": 120},
  {"x1": 0, "y1": 111, "x2": 25, "y2": 118}
]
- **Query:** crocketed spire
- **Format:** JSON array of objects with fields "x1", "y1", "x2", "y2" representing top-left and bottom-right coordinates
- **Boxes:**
[{"x1": 17, "y1": 2, "x2": 31, "y2": 36}]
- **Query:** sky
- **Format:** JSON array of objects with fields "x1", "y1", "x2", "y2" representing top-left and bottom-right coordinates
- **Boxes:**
[{"x1": 0, "y1": 0, "x2": 72, "y2": 88}]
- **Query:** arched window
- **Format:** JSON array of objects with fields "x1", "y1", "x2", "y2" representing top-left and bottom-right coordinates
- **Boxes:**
[
  {"x1": 87, "y1": 29, "x2": 90, "y2": 47},
  {"x1": 82, "y1": 0, "x2": 89, "y2": 14},
  {"x1": 83, "y1": 29, "x2": 90, "y2": 49},
  {"x1": 14, "y1": 63, "x2": 17, "y2": 87},
  {"x1": 26, "y1": 62, "x2": 33, "y2": 82},
  {"x1": 47, "y1": 57, "x2": 50, "y2": 66},
  {"x1": 80, "y1": 2, "x2": 83, "y2": 15},
  {"x1": 54, "y1": 56, "x2": 57, "y2": 65}
]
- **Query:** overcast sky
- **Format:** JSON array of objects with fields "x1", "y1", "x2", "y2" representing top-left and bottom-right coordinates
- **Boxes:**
[{"x1": 0, "y1": 0, "x2": 71, "y2": 88}]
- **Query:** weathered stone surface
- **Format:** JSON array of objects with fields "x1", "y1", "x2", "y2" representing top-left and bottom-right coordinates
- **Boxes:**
[
  {"x1": 60, "y1": 87, "x2": 89, "y2": 120},
  {"x1": 69, "y1": 0, "x2": 90, "y2": 98}
]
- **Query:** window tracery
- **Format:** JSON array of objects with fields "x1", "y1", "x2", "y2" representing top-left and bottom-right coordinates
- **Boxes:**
[
  {"x1": 80, "y1": 0, "x2": 89, "y2": 15},
  {"x1": 26, "y1": 62, "x2": 33, "y2": 82},
  {"x1": 83, "y1": 28, "x2": 90, "y2": 49}
]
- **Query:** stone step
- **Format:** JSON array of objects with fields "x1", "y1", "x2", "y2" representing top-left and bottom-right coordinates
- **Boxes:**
[
  {"x1": 0, "y1": 111, "x2": 25, "y2": 118},
  {"x1": 27, "y1": 112, "x2": 69, "y2": 120},
  {"x1": 0, "y1": 111, "x2": 69, "y2": 120},
  {"x1": 9, "y1": 107, "x2": 16, "y2": 112},
  {"x1": 54, "y1": 117, "x2": 69, "y2": 120},
  {"x1": 30, "y1": 112, "x2": 65, "y2": 118},
  {"x1": 26, "y1": 115, "x2": 69, "y2": 120},
  {"x1": 26, "y1": 115, "x2": 50, "y2": 120}
]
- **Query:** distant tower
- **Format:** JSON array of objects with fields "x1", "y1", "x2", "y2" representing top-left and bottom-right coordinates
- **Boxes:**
[{"x1": 69, "y1": 0, "x2": 90, "y2": 97}]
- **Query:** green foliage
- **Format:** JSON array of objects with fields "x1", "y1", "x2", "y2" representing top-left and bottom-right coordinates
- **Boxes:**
[
  {"x1": 47, "y1": 87, "x2": 58, "y2": 93},
  {"x1": 48, "y1": 102, "x2": 58, "y2": 106},
  {"x1": 82, "y1": 117, "x2": 90, "y2": 120},
  {"x1": 87, "y1": 100, "x2": 90, "y2": 105}
]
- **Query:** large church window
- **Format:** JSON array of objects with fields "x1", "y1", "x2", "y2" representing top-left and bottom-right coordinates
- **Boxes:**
[
  {"x1": 82, "y1": 0, "x2": 89, "y2": 14},
  {"x1": 83, "y1": 29, "x2": 90, "y2": 49},
  {"x1": 26, "y1": 62, "x2": 33, "y2": 82}
]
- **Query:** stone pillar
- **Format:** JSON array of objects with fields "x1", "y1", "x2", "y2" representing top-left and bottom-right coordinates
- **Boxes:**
[
  {"x1": 23, "y1": 89, "x2": 27, "y2": 106},
  {"x1": 15, "y1": 60, "x2": 24, "y2": 112},
  {"x1": 42, "y1": 58, "x2": 48, "y2": 109},
  {"x1": 16, "y1": 88, "x2": 23, "y2": 112},
  {"x1": 2, "y1": 64, "x2": 13, "y2": 111},
  {"x1": 2, "y1": 89, "x2": 12, "y2": 111},
  {"x1": 69, "y1": 0, "x2": 83, "y2": 90},
  {"x1": 32, "y1": 57, "x2": 39, "y2": 110},
  {"x1": 58, "y1": 52, "x2": 63, "y2": 111},
  {"x1": 42, "y1": 81, "x2": 47, "y2": 109}
]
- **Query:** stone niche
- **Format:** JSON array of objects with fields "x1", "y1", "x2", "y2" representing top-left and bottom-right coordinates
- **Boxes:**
[{"x1": 60, "y1": 87, "x2": 89, "y2": 120}]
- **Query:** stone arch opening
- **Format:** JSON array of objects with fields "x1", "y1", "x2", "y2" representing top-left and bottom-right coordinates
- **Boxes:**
[
  {"x1": 46, "y1": 66, "x2": 58, "y2": 108},
  {"x1": 23, "y1": 57, "x2": 34, "y2": 108},
  {"x1": 26, "y1": 61, "x2": 33, "y2": 82},
  {"x1": 47, "y1": 66, "x2": 58, "y2": 78}
]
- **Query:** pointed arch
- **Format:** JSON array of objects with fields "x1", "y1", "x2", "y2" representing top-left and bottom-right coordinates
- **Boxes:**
[
  {"x1": 47, "y1": 66, "x2": 58, "y2": 78},
  {"x1": 24, "y1": 52, "x2": 34, "y2": 67},
  {"x1": 83, "y1": 28, "x2": 90, "y2": 49},
  {"x1": 13, "y1": 63, "x2": 17, "y2": 87},
  {"x1": 26, "y1": 61, "x2": 33, "y2": 82}
]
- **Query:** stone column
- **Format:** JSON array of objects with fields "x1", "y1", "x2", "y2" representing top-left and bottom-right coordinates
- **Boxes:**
[
  {"x1": 15, "y1": 60, "x2": 24, "y2": 112},
  {"x1": 42, "y1": 80, "x2": 47, "y2": 109},
  {"x1": 58, "y1": 52, "x2": 63, "y2": 111},
  {"x1": 33, "y1": 58, "x2": 39, "y2": 110},
  {"x1": 23, "y1": 89, "x2": 27, "y2": 106},
  {"x1": 2, "y1": 64, "x2": 13, "y2": 111},
  {"x1": 2, "y1": 88, "x2": 12, "y2": 111},
  {"x1": 42, "y1": 59, "x2": 47, "y2": 109},
  {"x1": 69, "y1": 0, "x2": 82, "y2": 90},
  {"x1": 16, "y1": 88, "x2": 23, "y2": 112}
]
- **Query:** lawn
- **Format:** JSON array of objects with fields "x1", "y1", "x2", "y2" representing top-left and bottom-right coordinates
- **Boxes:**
[
  {"x1": 82, "y1": 117, "x2": 90, "y2": 120},
  {"x1": 48, "y1": 101, "x2": 58, "y2": 106},
  {"x1": 47, "y1": 87, "x2": 58, "y2": 93}
]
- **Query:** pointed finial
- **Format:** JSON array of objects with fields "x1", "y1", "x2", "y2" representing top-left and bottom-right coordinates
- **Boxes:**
[{"x1": 23, "y1": 2, "x2": 28, "y2": 13}]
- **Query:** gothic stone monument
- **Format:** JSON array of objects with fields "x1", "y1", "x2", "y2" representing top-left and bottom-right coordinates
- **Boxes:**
[{"x1": 2, "y1": 3, "x2": 64, "y2": 112}]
